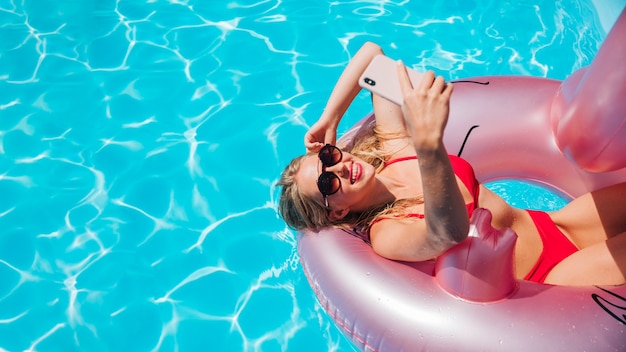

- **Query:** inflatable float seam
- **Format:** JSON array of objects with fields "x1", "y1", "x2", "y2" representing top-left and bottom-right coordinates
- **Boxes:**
[
  {"x1": 589, "y1": 121, "x2": 626, "y2": 165},
  {"x1": 300, "y1": 261, "x2": 380, "y2": 352}
]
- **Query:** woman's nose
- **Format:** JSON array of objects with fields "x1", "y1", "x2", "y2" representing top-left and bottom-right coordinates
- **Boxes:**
[{"x1": 325, "y1": 162, "x2": 345, "y2": 175}]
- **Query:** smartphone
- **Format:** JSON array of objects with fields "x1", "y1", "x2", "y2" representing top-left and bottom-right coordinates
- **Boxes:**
[{"x1": 359, "y1": 54, "x2": 424, "y2": 105}]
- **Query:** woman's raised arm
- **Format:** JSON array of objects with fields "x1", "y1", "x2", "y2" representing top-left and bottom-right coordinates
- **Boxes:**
[
  {"x1": 305, "y1": 42, "x2": 385, "y2": 153},
  {"x1": 397, "y1": 63, "x2": 470, "y2": 248}
]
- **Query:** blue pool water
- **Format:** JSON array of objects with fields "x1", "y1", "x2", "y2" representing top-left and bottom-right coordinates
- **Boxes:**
[{"x1": 0, "y1": 0, "x2": 623, "y2": 351}]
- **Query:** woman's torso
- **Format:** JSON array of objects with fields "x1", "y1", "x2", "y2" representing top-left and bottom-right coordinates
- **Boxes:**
[{"x1": 378, "y1": 142, "x2": 544, "y2": 277}]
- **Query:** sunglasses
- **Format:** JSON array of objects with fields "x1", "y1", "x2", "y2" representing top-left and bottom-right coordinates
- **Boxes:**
[{"x1": 317, "y1": 144, "x2": 343, "y2": 207}]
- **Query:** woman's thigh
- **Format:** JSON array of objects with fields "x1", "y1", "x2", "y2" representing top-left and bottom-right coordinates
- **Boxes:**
[
  {"x1": 545, "y1": 231, "x2": 626, "y2": 286},
  {"x1": 552, "y1": 182, "x2": 626, "y2": 249}
]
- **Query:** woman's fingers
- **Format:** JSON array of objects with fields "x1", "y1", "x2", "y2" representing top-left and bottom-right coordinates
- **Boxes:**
[
  {"x1": 304, "y1": 125, "x2": 337, "y2": 153},
  {"x1": 417, "y1": 70, "x2": 436, "y2": 92},
  {"x1": 304, "y1": 132, "x2": 322, "y2": 152},
  {"x1": 431, "y1": 75, "x2": 446, "y2": 94},
  {"x1": 396, "y1": 62, "x2": 440, "y2": 102},
  {"x1": 442, "y1": 80, "x2": 454, "y2": 98}
]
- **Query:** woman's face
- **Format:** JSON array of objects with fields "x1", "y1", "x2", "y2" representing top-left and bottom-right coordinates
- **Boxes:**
[{"x1": 295, "y1": 150, "x2": 376, "y2": 211}]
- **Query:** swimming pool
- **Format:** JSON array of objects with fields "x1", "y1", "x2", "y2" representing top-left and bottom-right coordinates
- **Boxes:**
[{"x1": 0, "y1": 0, "x2": 623, "y2": 351}]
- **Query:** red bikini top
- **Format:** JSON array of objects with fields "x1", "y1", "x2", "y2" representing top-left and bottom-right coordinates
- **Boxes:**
[{"x1": 382, "y1": 155, "x2": 480, "y2": 219}]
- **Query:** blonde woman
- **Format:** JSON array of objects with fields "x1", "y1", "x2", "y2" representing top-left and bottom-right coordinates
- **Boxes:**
[{"x1": 278, "y1": 42, "x2": 626, "y2": 286}]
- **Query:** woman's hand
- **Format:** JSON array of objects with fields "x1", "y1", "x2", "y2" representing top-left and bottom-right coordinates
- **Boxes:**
[
  {"x1": 304, "y1": 118, "x2": 337, "y2": 153},
  {"x1": 396, "y1": 62, "x2": 453, "y2": 152},
  {"x1": 303, "y1": 42, "x2": 384, "y2": 153}
]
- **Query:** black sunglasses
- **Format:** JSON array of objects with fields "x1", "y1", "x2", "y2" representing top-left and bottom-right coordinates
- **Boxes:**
[{"x1": 317, "y1": 144, "x2": 343, "y2": 207}]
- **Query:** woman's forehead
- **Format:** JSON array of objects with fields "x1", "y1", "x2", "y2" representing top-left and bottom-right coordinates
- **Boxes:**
[{"x1": 295, "y1": 154, "x2": 320, "y2": 196}]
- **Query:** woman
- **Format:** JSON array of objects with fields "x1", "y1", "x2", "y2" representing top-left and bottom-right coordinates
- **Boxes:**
[{"x1": 278, "y1": 42, "x2": 626, "y2": 286}]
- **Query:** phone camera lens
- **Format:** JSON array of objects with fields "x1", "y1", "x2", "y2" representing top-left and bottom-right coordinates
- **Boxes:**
[{"x1": 364, "y1": 77, "x2": 376, "y2": 86}]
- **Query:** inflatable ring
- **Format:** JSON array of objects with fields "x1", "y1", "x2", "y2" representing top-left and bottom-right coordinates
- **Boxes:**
[{"x1": 298, "y1": 9, "x2": 626, "y2": 352}]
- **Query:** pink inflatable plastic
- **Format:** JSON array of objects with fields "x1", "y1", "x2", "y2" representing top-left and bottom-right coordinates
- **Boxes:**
[{"x1": 298, "y1": 8, "x2": 626, "y2": 352}]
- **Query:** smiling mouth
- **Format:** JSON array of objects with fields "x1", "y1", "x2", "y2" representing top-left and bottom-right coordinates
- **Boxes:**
[{"x1": 350, "y1": 162, "x2": 361, "y2": 184}]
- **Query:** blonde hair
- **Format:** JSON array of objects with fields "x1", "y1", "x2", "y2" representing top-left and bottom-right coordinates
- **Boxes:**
[{"x1": 277, "y1": 125, "x2": 423, "y2": 232}]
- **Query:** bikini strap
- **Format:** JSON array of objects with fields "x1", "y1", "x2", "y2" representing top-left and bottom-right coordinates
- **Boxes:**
[{"x1": 384, "y1": 156, "x2": 418, "y2": 167}]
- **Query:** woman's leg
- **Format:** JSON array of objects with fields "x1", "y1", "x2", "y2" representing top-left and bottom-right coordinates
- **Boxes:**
[
  {"x1": 545, "y1": 231, "x2": 626, "y2": 286},
  {"x1": 544, "y1": 182, "x2": 626, "y2": 285},
  {"x1": 552, "y1": 182, "x2": 626, "y2": 249}
]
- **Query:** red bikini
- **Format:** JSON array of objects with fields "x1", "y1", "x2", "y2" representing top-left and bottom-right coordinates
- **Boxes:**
[
  {"x1": 523, "y1": 210, "x2": 579, "y2": 283},
  {"x1": 378, "y1": 155, "x2": 579, "y2": 284},
  {"x1": 383, "y1": 155, "x2": 480, "y2": 218}
]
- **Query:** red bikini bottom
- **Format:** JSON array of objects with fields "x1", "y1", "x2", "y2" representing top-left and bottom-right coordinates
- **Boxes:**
[{"x1": 523, "y1": 210, "x2": 579, "y2": 283}]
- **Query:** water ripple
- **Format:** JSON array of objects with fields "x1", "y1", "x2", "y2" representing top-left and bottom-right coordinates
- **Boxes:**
[{"x1": 0, "y1": 0, "x2": 615, "y2": 350}]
